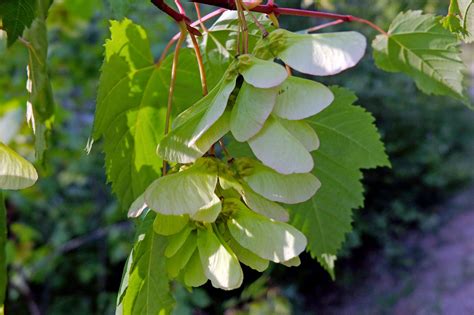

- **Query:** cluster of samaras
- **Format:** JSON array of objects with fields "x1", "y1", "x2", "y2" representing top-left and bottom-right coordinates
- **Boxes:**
[{"x1": 131, "y1": 28, "x2": 366, "y2": 290}]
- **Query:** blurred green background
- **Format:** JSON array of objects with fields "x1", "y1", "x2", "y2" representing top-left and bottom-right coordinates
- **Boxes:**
[{"x1": 1, "y1": 0, "x2": 473, "y2": 314}]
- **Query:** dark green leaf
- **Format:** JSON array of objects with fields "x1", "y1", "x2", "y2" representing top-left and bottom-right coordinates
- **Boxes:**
[
  {"x1": 289, "y1": 87, "x2": 390, "y2": 278},
  {"x1": 0, "y1": 0, "x2": 37, "y2": 46}
]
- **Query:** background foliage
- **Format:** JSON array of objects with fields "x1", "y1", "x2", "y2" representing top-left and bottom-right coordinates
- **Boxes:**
[{"x1": 0, "y1": 0, "x2": 473, "y2": 314}]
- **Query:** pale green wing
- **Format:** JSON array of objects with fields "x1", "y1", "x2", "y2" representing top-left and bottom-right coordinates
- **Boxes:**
[
  {"x1": 277, "y1": 30, "x2": 366, "y2": 76},
  {"x1": 244, "y1": 162, "x2": 321, "y2": 204},
  {"x1": 197, "y1": 227, "x2": 243, "y2": 290},
  {"x1": 166, "y1": 231, "x2": 197, "y2": 278},
  {"x1": 230, "y1": 82, "x2": 278, "y2": 141},
  {"x1": 157, "y1": 111, "x2": 231, "y2": 164},
  {"x1": 153, "y1": 213, "x2": 189, "y2": 236},
  {"x1": 227, "y1": 201, "x2": 307, "y2": 263},
  {"x1": 225, "y1": 230, "x2": 269, "y2": 272},
  {"x1": 273, "y1": 76, "x2": 334, "y2": 120},
  {"x1": 165, "y1": 226, "x2": 192, "y2": 258},
  {"x1": 277, "y1": 119, "x2": 320, "y2": 152},
  {"x1": 190, "y1": 76, "x2": 237, "y2": 145},
  {"x1": 241, "y1": 184, "x2": 289, "y2": 222},
  {"x1": 184, "y1": 250, "x2": 208, "y2": 287},
  {"x1": 281, "y1": 256, "x2": 301, "y2": 267},
  {"x1": 145, "y1": 162, "x2": 218, "y2": 215},
  {"x1": 0, "y1": 143, "x2": 38, "y2": 190},
  {"x1": 238, "y1": 55, "x2": 288, "y2": 88},
  {"x1": 191, "y1": 194, "x2": 222, "y2": 223},
  {"x1": 248, "y1": 116, "x2": 313, "y2": 174},
  {"x1": 127, "y1": 193, "x2": 147, "y2": 218}
]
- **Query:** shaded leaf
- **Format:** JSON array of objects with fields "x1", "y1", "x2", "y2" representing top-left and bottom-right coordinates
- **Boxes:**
[{"x1": 290, "y1": 87, "x2": 389, "y2": 278}]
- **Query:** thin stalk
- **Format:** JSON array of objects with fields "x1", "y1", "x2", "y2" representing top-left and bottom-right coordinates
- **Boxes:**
[
  {"x1": 241, "y1": 1, "x2": 269, "y2": 37},
  {"x1": 235, "y1": 0, "x2": 249, "y2": 53},
  {"x1": 194, "y1": 3, "x2": 209, "y2": 32},
  {"x1": 163, "y1": 22, "x2": 187, "y2": 175},
  {"x1": 189, "y1": 32, "x2": 208, "y2": 95},
  {"x1": 190, "y1": 0, "x2": 388, "y2": 35}
]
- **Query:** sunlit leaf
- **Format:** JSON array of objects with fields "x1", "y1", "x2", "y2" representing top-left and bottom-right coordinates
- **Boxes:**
[
  {"x1": 224, "y1": 228, "x2": 269, "y2": 272},
  {"x1": 165, "y1": 226, "x2": 192, "y2": 258},
  {"x1": 373, "y1": 11, "x2": 467, "y2": 101}
]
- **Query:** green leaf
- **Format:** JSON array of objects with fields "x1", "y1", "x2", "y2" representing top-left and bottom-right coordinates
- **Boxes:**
[
  {"x1": 0, "y1": 143, "x2": 38, "y2": 190},
  {"x1": 93, "y1": 19, "x2": 164, "y2": 211},
  {"x1": 0, "y1": 192, "x2": 7, "y2": 309},
  {"x1": 230, "y1": 82, "x2": 278, "y2": 142},
  {"x1": 254, "y1": 29, "x2": 366, "y2": 76},
  {"x1": 121, "y1": 213, "x2": 175, "y2": 314},
  {"x1": 272, "y1": 76, "x2": 334, "y2": 120},
  {"x1": 289, "y1": 87, "x2": 390, "y2": 278},
  {"x1": 248, "y1": 116, "x2": 314, "y2": 174},
  {"x1": 197, "y1": 226, "x2": 243, "y2": 290},
  {"x1": 94, "y1": 19, "x2": 226, "y2": 210},
  {"x1": 227, "y1": 200, "x2": 307, "y2": 263},
  {"x1": 0, "y1": 0, "x2": 37, "y2": 46},
  {"x1": 144, "y1": 159, "x2": 218, "y2": 216},
  {"x1": 457, "y1": 0, "x2": 474, "y2": 42},
  {"x1": 372, "y1": 10, "x2": 468, "y2": 102},
  {"x1": 24, "y1": 8, "x2": 55, "y2": 161}
]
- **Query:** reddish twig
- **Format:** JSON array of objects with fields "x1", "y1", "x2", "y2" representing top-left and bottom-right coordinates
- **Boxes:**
[
  {"x1": 157, "y1": 8, "x2": 227, "y2": 66},
  {"x1": 150, "y1": 0, "x2": 202, "y2": 36},
  {"x1": 189, "y1": 0, "x2": 388, "y2": 35}
]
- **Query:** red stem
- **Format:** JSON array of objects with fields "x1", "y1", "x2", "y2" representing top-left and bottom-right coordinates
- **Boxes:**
[{"x1": 189, "y1": 0, "x2": 388, "y2": 35}]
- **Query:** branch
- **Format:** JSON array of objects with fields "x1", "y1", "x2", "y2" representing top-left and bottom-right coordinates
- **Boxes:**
[
  {"x1": 189, "y1": 0, "x2": 388, "y2": 35},
  {"x1": 150, "y1": 0, "x2": 202, "y2": 36}
]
